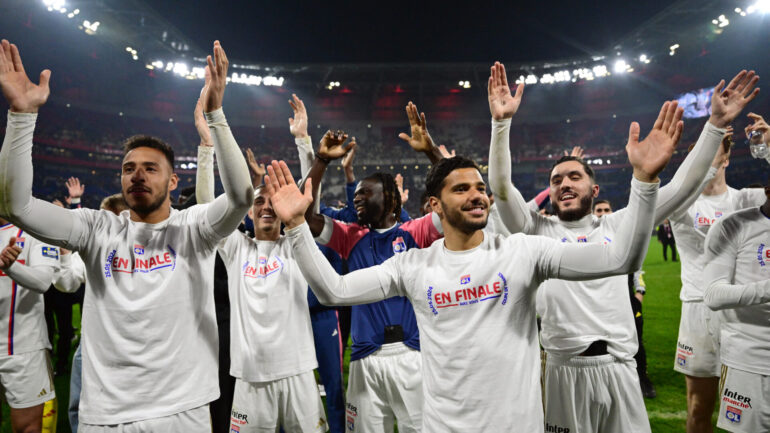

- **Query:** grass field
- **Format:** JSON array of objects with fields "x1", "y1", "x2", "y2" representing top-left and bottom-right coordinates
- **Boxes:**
[{"x1": 1, "y1": 238, "x2": 730, "y2": 432}]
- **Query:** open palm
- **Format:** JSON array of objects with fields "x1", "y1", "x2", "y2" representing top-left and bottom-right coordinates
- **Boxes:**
[
  {"x1": 263, "y1": 161, "x2": 313, "y2": 228},
  {"x1": 398, "y1": 102, "x2": 434, "y2": 152},
  {"x1": 318, "y1": 130, "x2": 350, "y2": 160},
  {"x1": 710, "y1": 70, "x2": 760, "y2": 128},
  {"x1": 626, "y1": 101, "x2": 683, "y2": 181},
  {"x1": 487, "y1": 62, "x2": 523, "y2": 120},
  {"x1": 0, "y1": 40, "x2": 50, "y2": 113}
]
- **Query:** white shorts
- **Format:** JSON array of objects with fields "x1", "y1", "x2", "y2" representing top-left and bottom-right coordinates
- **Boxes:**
[
  {"x1": 345, "y1": 343, "x2": 422, "y2": 433},
  {"x1": 230, "y1": 370, "x2": 327, "y2": 433},
  {"x1": 543, "y1": 353, "x2": 651, "y2": 433},
  {"x1": 78, "y1": 404, "x2": 211, "y2": 433},
  {"x1": 716, "y1": 365, "x2": 770, "y2": 433},
  {"x1": 674, "y1": 301, "x2": 722, "y2": 377},
  {"x1": 0, "y1": 349, "x2": 55, "y2": 409}
]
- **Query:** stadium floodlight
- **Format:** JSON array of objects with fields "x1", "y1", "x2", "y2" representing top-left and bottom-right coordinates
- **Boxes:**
[
  {"x1": 669, "y1": 43, "x2": 680, "y2": 56},
  {"x1": 43, "y1": 0, "x2": 66, "y2": 9},
  {"x1": 613, "y1": 59, "x2": 628, "y2": 73},
  {"x1": 639, "y1": 54, "x2": 650, "y2": 63},
  {"x1": 525, "y1": 74, "x2": 538, "y2": 84},
  {"x1": 592, "y1": 65, "x2": 608, "y2": 77},
  {"x1": 540, "y1": 73, "x2": 555, "y2": 84},
  {"x1": 755, "y1": 0, "x2": 770, "y2": 13},
  {"x1": 152, "y1": 60, "x2": 164, "y2": 69}
]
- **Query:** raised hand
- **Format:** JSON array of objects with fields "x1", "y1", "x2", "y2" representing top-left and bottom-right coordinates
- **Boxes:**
[
  {"x1": 563, "y1": 146, "x2": 584, "y2": 159},
  {"x1": 288, "y1": 94, "x2": 309, "y2": 138},
  {"x1": 0, "y1": 237, "x2": 22, "y2": 270},
  {"x1": 395, "y1": 173, "x2": 409, "y2": 204},
  {"x1": 745, "y1": 112, "x2": 769, "y2": 142},
  {"x1": 398, "y1": 102, "x2": 435, "y2": 153},
  {"x1": 0, "y1": 40, "x2": 51, "y2": 113},
  {"x1": 341, "y1": 138, "x2": 358, "y2": 169},
  {"x1": 317, "y1": 130, "x2": 351, "y2": 160},
  {"x1": 263, "y1": 160, "x2": 313, "y2": 229},
  {"x1": 709, "y1": 70, "x2": 760, "y2": 128},
  {"x1": 626, "y1": 101, "x2": 684, "y2": 182},
  {"x1": 438, "y1": 144, "x2": 456, "y2": 158},
  {"x1": 487, "y1": 61, "x2": 524, "y2": 120},
  {"x1": 246, "y1": 148, "x2": 266, "y2": 183},
  {"x1": 201, "y1": 40, "x2": 229, "y2": 112},
  {"x1": 194, "y1": 98, "x2": 212, "y2": 146},
  {"x1": 66, "y1": 176, "x2": 85, "y2": 199}
]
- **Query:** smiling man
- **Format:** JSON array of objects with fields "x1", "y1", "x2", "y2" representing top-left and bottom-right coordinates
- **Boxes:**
[
  {"x1": 0, "y1": 39, "x2": 253, "y2": 432},
  {"x1": 488, "y1": 61, "x2": 759, "y2": 432}
]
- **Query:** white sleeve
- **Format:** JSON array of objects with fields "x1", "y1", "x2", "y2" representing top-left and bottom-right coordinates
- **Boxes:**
[
  {"x1": 53, "y1": 252, "x2": 86, "y2": 293},
  {"x1": 0, "y1": 112, "x2": 84, "y2": 249},
  {"x1": 195, "y1": 146, "x2": 215, "y2": 204},
  {"x1": 703, "y1": 217, "x2": 770, "y2": 310},
  {"x1": 549, "y1": 178, "x2": 658, "y2": 280},
  {"x1": 670, "y1": 167, "x2": 717, "y2": 219},
  {"x1": 294, "y1": 136, "x2": 321, "y2": 213},
  {"x1": 202, "y1": 109, "x2": 254, "y2": 238},
  {"x1": 655, "y1": 122, "x2": 725, "y2": 225},
  {"x1": 286, "y1": 222, "x2": 403, "y2": 306},
  {"x1": 487, "y1": 118, "x2": 535, "y2": 234},
  {"x1": 4, "y1": 261, "x2": 54, "y2": 293}
]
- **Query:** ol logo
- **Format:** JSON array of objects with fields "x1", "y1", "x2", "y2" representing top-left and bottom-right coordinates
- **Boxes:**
[
  {"x1": 134, "y1": 244, "x2": 145, "y2": 255},
  {"x1": 460, "y1": 274, "x2": 471, "y2": 285},
  {"x1": 577, "y1": 236, "x2": 587, "y2": 243},
  {"x1": 677, "y1": 355, "x2": 686, "y2": 366},
  {"x1": 726, "y1": 406, "x2": 742, "y2": 423},
  {"x1": 392, "y1": 236, "x2": 406, "y2": 253}
]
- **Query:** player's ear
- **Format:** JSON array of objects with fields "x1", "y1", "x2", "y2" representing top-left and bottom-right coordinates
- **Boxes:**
[
  {"x1": 591, "y1": 184, "x2": 600, "y2": 198},
  {"x1": 168, "y1": 173, "x2": 179, "y2": 192},
  {"x1": 429, "y1": 196, "x2": 443, "y2": 218}
]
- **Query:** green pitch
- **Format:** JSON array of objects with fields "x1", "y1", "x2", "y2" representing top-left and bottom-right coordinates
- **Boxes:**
[{"x1": 2, "y1": 238, "x2": 731, "y2": 432}]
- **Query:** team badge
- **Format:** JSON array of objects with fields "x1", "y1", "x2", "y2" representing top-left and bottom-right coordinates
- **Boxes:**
[
  {"x1": 392, "y1": 236, "x2": 406, "y2": 253},
  {"x1": 15, "y1": 237, "x2": 25, "y2": 248},
  {"x1": 230, "y1": 426, "x2": 240, "y2": 432},
  {"x1": 715, "y1": 211, "x2": 723, "y2": 218},
  {"x1": 42, "y1": 246, "x2": 59, "y2": 259},
  {"x1": 134, "y1": 244, "x2": 145, "y2": 255},
  {"x1": 577, "y1": 236, "x2": 587, "y2": 243},
  {"x1": 460, "y1": 274, "x2": 471, "y2": 284},
  {"x1": 726, "y1": 406, "x2": 742, "y2": 423},
  {"x1": 677, "y1": 355, "x2": 686, "y2": 366}
]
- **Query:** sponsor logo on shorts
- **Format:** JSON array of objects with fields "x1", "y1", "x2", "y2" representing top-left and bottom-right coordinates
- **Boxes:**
[
  {"x1": 230, "y1": 426, "x2": 240, "y2": 433},
  {"x1": 725, "y1": 406, "x2": 742, "y2": 423},
  {"x1": 42, "y1": 246, "x2": 59, "y2": 259},
  {"x1": 676, "y1": 341, "x2": 692, "y2": 366},
  {"x1": 346, "y1": 403, "x2": 358, "y2": 431},
  {"x1": 677, "y1": 355, "x2": 687, "y2": 366},
  {"x1": 242, "y1": 256, "x2": 284, "y2": 279},
  {"x1": 230, "y1": 409, "x2": 249, "y2": 424},
  {"x1": 38, "y1": 388, "x2": 47, "y2": 397},
  {"x1": 545, "y1": 423, "x2": 571, "y2": 433},
  {"x1": 392, "y1": 236, "x2": 406, "y2": 253},
  {"x1": 723, "y1": 388, "x2": 752, "y2": 409},
  {"x1": 427, "y1": 272, "x2": 509, "y2": 316}
]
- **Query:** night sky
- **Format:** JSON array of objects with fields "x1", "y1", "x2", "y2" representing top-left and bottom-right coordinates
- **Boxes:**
[{"x1": 150, "y1": 1, "x2": 673, "y2": 63}]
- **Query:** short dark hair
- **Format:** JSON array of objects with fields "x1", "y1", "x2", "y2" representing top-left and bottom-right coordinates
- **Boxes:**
[
  {"x1": 592, "y1": 199, "x2": 611, "y2": 210},
  {"x1": 363, "y1": 172, "x2": 403, "y2": 222},
  {"x1": 123, "y1": 135, "x2": 175, "y2": 169},
  {"x1": 425, "y1": 156, "x2": 480, "y2": 198},
  {"x1": 549, "y1": 155, "x2": 595, "y2": 182}
]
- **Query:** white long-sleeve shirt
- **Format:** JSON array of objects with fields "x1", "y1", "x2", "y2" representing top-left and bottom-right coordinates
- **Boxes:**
[
  {"x1": 702, "y1": 207, "x2": 770, "y2": 375},
  {"x1": 0, "y1": 223, "x2": 59, "y2": 355},
  {"x1": 53, "y1": 251, "x2": 86, "y2": 293},
  {"x1": 488, "y1": 117, "x2": 726, "y2": 359},
  {"x1": 286, "y1": 177, "x2": 658, "y2": 432},
  {"x1": 671, "y1": 187, "x2": 765, "y2": 302},
  {"x1": 0, "y1": 109, "x2": 253, "y2": 424}
]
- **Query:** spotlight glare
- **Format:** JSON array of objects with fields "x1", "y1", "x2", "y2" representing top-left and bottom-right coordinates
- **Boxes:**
[{"x1": 613, "y1": 59, "x2": 628, "y2": 73}]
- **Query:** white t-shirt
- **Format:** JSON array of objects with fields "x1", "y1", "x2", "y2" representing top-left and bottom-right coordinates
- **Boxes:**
[
  {"x1": 671, "y1": 187, "x2": 765, "y2": 302},
  {"x1": 703, "y1": 207, "x2": 770, "y2": 375},
  {"x1": 530, "y1": 212, "x2": 638, "y2": 360},
  {"x1": 218, "y1": 231, "x2": 318, "y2": 382},
  {"x1": 68, "y1": 206, "x2": 221, "y2": 425},
  {"x1": 0, "y1": 223, "x2": 59, "y2": 355}
]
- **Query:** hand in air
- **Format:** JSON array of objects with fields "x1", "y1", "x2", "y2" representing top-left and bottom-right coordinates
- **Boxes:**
[
  {"x1": 626, "y1": 101, "x2": 684, "y2": 182},
  {"x1": 0, "y1": 39, "x2": 50, "y2": 113},
  {"x1": 288, "y1": 94, "x2": 309, "y2": 138},
  {"x1": 318, "y1": 130, "x2": 352, "y2": 160},
  {"x1": 263, "y1": 161, "x2": 313, "y2": 229},
  {"x1": 487, "y1": 61, "x2": 524, "y2": 121},
  {"x1": 201, "y1": 41, "x2": 229, "y2": 112},
  {"x1": 398, "y1": 102, "x2": 435, "y2": 153},
  {"x1": 246, "y1": 149, "x2": 266, "y2": 179},
  {"x1": 709, "y1": 70, "x2": 760, "y2": 128},
  {"x1": 66, "y1": 177, "x2": 85, "y2": 199}
]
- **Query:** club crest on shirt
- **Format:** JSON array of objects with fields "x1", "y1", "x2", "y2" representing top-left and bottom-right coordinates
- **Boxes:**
[
  {"x1": 460, "y1": 274, "x2": 471, "y2": 285},
  {"x1": 715, "y1": 211, "x2": 723, "y2": 218},
  {"x1": 15, "y1": 237, "x2": 25, "y2": 248},
  {"x1": 42, "y1": 246, "x2": 59, "y2": 259},
  {"x1": 725, "y1": 406, "x2": 742, "y2": 423},
  {"x1": 576, "y1": 236, "x2": 587, "y2": 243},
  {"x1": 392, "y1": 236, "x2": 406, "y2": 253},
  {"x1": 134, "y1": 244, "x2": 145, "y2": 255},
  {"x1": 242, "y1": 256, "x2": 284, "y2": 279}
]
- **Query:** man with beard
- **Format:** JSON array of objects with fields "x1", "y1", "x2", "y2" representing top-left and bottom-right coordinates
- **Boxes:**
[
  {"x1": 299, "y1": 102, "x2": 444, "y2": 432},
  {"x1": 258, "y1": 118, "x2": 666, "y2": 430},
  {"x1": 0, "y1": 39, "x2": 253, "y2": 432},
  {"x1": 487, "y1": 61, "x2": 759, "y2": 432}
]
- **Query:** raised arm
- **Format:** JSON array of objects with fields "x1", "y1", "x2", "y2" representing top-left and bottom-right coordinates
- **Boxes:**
[
  {"x1": 303, "y1": 130, "x2": 353, "y2": 236},
  {"x1": 199, "y1": 41, "x2": 253, "y2": 236},
  {"x1": 194, "y1": 95, "x2": 216, "y2": 204},
  {"x1": 320, "y1": 137, "x2": 359, "y2": 223},
  {"x1": 266, "y1": 160, "x2": 400, "y2": 305},
  {"x1": 655, "y1": 71, "x2": 759, "y2": 224},
  {"x1": 486, "y1": 62, "x2": 534, "y2": 234},
  {"x1": 53, "y1": 250, "x2": 86, "y2": 293},
  {"x1": 703, "y1": 216, "x2": 770, "y2": 310},
  {"x1": 552, "y1": 107, "x2": 677, "y2": 280},
  {"x1": 0, "y1": 39, "x2": 81, "y2": 248},
  {"x1": 397, "y1": 102, "x2": 444, "y2": 164}
]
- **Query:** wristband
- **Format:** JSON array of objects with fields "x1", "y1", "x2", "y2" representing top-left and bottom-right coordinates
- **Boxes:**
[{"x1": 316, "y1": 155, "x2": 331, "y2": 165}]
